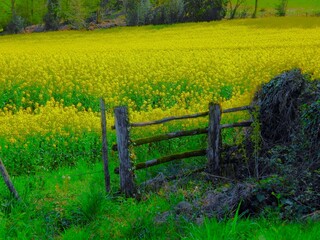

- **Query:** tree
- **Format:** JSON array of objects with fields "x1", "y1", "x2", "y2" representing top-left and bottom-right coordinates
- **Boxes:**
[
  {"x1": 60, "y1": 0, "x2": 96, "y2": 29},
  {"x1": 275, "y1": 0, "x2": 288, "y2": 16},
  {"x1": 252, "y1": 0, "x2": 258, "y2": 18},
  {"x1": 184, "y1": 0, "x2": 227, "y2": 22},
  {"x1": 227, "y1": 0, "x2": 246, "y2": 19},
  {"x1": 84, "y1": 0, "x2": 104, "y2": 23},
  {"x1": 0, "y1": 1, "x2": 11, "y2": 26},
  {"x1": 43, "y1": 0, "x2": 60, "y2": 30},
  {"x1": 1, "y1": 0, "x2": 26, "y2": 33}
]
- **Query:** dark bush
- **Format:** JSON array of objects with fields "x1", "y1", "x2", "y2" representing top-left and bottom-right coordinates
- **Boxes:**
[
  {"x1": 125, "y1": 0, "x2": 227, "y2": 26},
  {"x1": 44, "y1": 0, "x2": 60, "y2": 30},
  {"x1": 184, "y1": 0, "x2": 227, "y2": 22},
  {"x1": 248, "y1": 69, "x2": 320, "y2": 218},
  {"x1": 6, "y1": 14, "x2": 25, "y2": 34},
  {"x1": 275, "y1": 0, "x2": 288, "y2": 17}
]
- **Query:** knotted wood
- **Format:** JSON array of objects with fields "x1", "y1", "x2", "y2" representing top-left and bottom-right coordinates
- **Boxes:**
[{"x1": 114, "y1": 106, "x2": 135, "y2": 197}]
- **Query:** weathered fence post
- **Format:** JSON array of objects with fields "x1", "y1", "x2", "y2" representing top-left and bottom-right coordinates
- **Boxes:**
[
  {"x1": 0, "y1": 158, "x2": 20, "y2": 201},
  {"x1": 100, "y1": 98, "x2": 110, "y2": 193},
  {"x1": 114, "y1": 106, "x2": 135, "y2": 197},
  {"x1": 207, "y1": 103, "x2": 221, "y2": 175}
]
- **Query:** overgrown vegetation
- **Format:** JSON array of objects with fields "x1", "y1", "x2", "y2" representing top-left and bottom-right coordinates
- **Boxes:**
[
  {"x1": 1, "y1": 0, "x2": 320, "y2": 33},
  {"x1": 249, "y1": 69, "x2": 320, "y2": 219},
  {"x1": 275, "y1": 0, "x2": 288, "y2": 16},
  {"x1": 44, "y1": 0, "x2": 60, "y2": 31}
]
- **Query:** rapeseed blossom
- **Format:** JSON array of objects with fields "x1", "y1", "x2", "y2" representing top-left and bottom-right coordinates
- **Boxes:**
[{"x1": 0, "y1": 17, "x2": 320, "y2": 140}]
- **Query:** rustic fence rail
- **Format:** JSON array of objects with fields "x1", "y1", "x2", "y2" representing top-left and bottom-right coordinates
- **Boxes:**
[{"x1": 111, "y1": 102, "x2": 253, "y2": 197}]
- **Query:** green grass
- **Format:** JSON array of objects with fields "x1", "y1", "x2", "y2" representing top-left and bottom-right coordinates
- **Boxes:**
[
  {"x1": 235, "y1": 0, "x2": 320, "y2": 9},
  {"x1": 253, "y1": 0, "x2": 320, "y2": 9},
  {"x1": 1, "y1": 165, "x2": 319, "y2": 239},
  {"x1": 0, "y1": 123, "x2": 317, "y2": 239},
  {"x1": 229, "y1": 0, "x2": 320, "y2": 17},
  {"x1": 187, "y1": 217, "x2": 320, "y2": 240}
]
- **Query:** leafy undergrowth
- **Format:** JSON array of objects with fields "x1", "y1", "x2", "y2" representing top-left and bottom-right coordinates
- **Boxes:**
[
  {"x1": 0, "y1": 161, "x2": 319, "y2": 239},
  {"x1": 187, "y1": 216, "x2": 320, "y2": 240}
]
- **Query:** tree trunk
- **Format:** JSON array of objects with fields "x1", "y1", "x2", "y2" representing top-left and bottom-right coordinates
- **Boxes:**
[
  {"x1": 31, "y1": 0, "x2": 34, "y2": 23},
  {"x1": 11, "y1": 0, "x2": 16, "y2": 19},
  {"x1": 252, "y1": 0, "x2": 258, "y2": 18}
]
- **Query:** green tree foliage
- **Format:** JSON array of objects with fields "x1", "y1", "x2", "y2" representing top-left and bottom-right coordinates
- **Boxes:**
[
  {"x1": 1, "y1": 0, "x2": 228, "y2": 31},
  {"x1": 63, "y1": 0, "x2": 87, "y2": 29},
  {"x1": 16, "y1": 0, "x2": 47, "y2": 25},
  {"x1": 227, "y1": 0, "x2": 246, "y2": 19},
  {"x1": 152, "y1": 0, "x2": 185, "y2": 24},
  {"x1": 184, "y1": 0, "x2": 227, "y2": 22},
  {"x1": 252, "y1": 0, "x2": 258, "y2": 18},
  {"x1": 124, "y1": 0, "x2": 152, "y2": 25},
  {"x1": 44, "y1": 0, "x2": 60, "y2": 30},
  {"x1": 7, "y1": 0, "x2": 29, "y2": 33},
  {"x1": 275, "y1": 0, "x2": 288, "y2": 16},
  {"x1": 0, "y1": 0, "x2": 15, "y2": 27},
  {"x1": 1, "y1": 0, "x2": 46, "y2": 29},
  {"x1": 125, "y1": 0, "x2": 227, "y2": 25},
  {"x1": 59, "y1": 0, "x2": 103, "y2": 28}
]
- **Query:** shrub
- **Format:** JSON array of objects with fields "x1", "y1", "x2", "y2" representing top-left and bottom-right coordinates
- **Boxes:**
[
  {"x1": 250, "y1": 69, "x2": 320, "y2": 218},
  {"x1": 125, "y1": 0, "x2": 152, "y2": 26},
  {"x1": 275, "y1": 0, "x2": 288, "y2": 17},
  {"x1": 184, "y1": 0, "x2": 227, "y2": 22},
  {"x1": 151, "y1": 0, "x2": 185, "y2": 24},
  {"x1": 6, "y1": 14, "x2": 25, "y2": 34},
  {"x1": 44, "y1": 0, "x2": 60, "y2": 30},
  {"x1": 126, "y1": 0, "x2": 227, "y2": 25}
]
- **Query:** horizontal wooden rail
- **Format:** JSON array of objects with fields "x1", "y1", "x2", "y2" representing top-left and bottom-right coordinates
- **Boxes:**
[
  {"x1": 112, "y1": 120, "x2": 253, "y2": 151},
  {"x1": 112, "y1": 112, "x2": 208, "y2": 129},
  {"x1": 114, "y1": 149, "x2": 206, "y2": 173},
  {"x1": 220, "y1": 120, "x2": 253, "y2": 129},
  {"x1": 112, "y1": 128, "x2": 208, "y2": 151},
  {"x1": 111, "y1": 105, "x2": 252, "y2": 130},
  {"x1": 130, "y1": 112, "x2": 209, "y2": 128},
  {"x1": 222, "y1": 105, "x2": 252, "y2": 114}
]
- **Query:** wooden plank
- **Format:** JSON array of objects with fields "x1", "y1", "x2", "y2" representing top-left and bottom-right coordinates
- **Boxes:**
[
  {"x1": 207, "y1": 103, "x2": 221, "y2": 175},
  {"x1": 220, "y1": 120, "x2": 253, "y2": 129},
  {"x1": 0, "y1": 158, "x2": 20, "y2": 201},
  {"x1": 112, "y1": 128, "x2": 208, "y2": 151},
  {"x1": 222, "y1": 105, "x2": 252, "y2": 114},
  {"x1": 114, "y1": 106, "x2": 135, "y2": 197},
  {"x1": 114, "y1": 149, "x2": 206, "y2": 173},
  {"x1": 112, "y1": 112, "x2": 208, "y2": 129},
  {"x1": 100, "y1": 98, "x2": 110, "y2": 193},
  {"x1": 111, "y1": 105, "x2": 251, "y2": 130}
]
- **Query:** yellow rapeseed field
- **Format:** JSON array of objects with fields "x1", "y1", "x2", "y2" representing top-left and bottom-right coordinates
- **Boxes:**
[{"x1": 1, "y1": 16, "x2": 320, "y2": 141}]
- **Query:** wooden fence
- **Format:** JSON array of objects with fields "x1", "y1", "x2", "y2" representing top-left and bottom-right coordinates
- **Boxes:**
[{"x1": 111, "y1": 102, "x2": 253, "y2": 197}]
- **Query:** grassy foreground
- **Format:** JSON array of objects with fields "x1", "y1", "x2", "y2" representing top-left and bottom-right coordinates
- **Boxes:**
[{"x1": 1, "y1": 161, "x2": 319, "y2": 239}]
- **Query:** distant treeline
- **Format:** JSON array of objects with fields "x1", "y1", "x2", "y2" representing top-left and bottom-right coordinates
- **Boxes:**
[
  {"x1": 1, "y1": 0, "x2": 111, "y2": 33},
  {"x1": 1, "y1": 0, "x2": 294, "y2": 33}
]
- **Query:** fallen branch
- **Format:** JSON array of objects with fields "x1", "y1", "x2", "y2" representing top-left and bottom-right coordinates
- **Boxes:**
[
  {"x1": 201, "y1": 171, "x2": 237, "y2": 182},
  {"x1": 0, "y1": 159, "x2": 20, "y2": 201}
]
